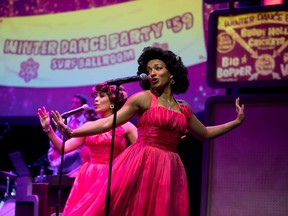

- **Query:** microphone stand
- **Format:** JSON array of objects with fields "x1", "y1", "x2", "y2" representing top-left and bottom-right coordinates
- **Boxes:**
[
  {"x1": 105, "y1": 84, "x2": 120, "y2": 216},
  {"x1": 55, "y1": 117, "x2": 68, "y2": 216}
]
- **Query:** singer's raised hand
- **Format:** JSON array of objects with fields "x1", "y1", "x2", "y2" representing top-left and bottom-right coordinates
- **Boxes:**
[
  {"x1": 37, "y1": 106, "x2": 51, "y2": 131},
  {"x1": 51, "y1": 110, "x2": 72, "y2": 139},
  {"x1": 235, "y1": 97, "x2": 245, "y2": 124}
]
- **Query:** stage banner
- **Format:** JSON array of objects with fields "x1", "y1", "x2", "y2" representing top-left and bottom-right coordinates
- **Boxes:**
[{"x1": 0, "y1": 0, "x2": 206, "y2": 87}]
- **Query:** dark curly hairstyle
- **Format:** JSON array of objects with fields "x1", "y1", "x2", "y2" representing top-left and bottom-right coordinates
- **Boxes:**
[
  {"x1": 137, "y1": 46, "x2": 189, "y2": 94},
  {"x1": 91, "y1": 83, "x2": 128, "y2": 113}
]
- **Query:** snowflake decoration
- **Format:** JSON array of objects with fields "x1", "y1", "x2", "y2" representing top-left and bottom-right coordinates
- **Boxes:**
[{"x1": 19, "y1": 58, "x2": 39, "y2": 83}]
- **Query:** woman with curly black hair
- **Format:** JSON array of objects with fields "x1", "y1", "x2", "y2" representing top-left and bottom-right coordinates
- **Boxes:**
[{"x1": 50, "y1": 46, "x2": 245, "y2": 216}]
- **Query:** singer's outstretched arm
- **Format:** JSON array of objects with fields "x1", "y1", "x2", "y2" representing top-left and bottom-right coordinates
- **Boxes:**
[{"x1": 51, "y1": 91, "x2": 244, "y2": 141}]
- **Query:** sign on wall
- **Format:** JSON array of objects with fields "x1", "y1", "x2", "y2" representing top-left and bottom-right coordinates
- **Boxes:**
[{"x1": 207, "y1": 5, "x2": 288, "y2": 88}]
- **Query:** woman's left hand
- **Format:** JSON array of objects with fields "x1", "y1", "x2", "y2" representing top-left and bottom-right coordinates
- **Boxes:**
[{"x1": 51, "y1": 110, "x2": 72, "y2": 140}]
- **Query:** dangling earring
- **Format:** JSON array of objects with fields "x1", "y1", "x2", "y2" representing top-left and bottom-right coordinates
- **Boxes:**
[
  {"x1": 110, "y1": 104, "x2": 114, "y2": 109},
  {"x1": 170, "y1": 76, "x2": 175, "y2": 85}
]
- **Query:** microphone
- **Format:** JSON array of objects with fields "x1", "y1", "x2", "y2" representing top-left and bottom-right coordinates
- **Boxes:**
[
  {"x1": 61, "y1": 104, "x2": 90, "y2": 118},
  {"x1": 107, "y1": 73, "x2": 148, "y2": 85}
]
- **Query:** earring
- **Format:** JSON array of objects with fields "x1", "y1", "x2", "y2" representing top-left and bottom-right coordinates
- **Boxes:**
[
  {"x1": 170, "y1": 77, "x2": 175, "y2": 85},
  {"x1": 110, "y1": 104, "x2": 114, "y2": 109}
]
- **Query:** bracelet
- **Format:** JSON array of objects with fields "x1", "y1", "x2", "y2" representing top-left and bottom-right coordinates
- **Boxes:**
[
  {"x1": 69, "y1": 128, "x2": 73, "y2": 138},
  {"x1": 43, "y1": 125, "x2": 52, "y2": 133},
  {"x1": 64, "y1": 127, "x2": 73, "y2": 140}
]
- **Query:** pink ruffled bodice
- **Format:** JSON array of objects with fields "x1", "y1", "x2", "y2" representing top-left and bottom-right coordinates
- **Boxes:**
[
  {"x1": 137, "y1": 102, "x2": 192, "y2": 152},
  {"x1": 85, "y1": 126, "x2": 126, "y2": 163}
]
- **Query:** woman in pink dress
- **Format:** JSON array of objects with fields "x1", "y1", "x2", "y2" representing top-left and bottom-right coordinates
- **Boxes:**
[
  {"x1": 51, "y1": 47, "x2": 245, "y2": 216},
  {"x1": 37, "y1": 83, "x2": 137, "y2": 215}
]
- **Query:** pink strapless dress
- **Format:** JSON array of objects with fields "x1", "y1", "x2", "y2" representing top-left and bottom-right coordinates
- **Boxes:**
[
  {"x1": 64, "y1": 94, "x2": 193, "y2": 216},
  {"x1": 63, "y1": 126, "x2": 127, "y2": 215}
]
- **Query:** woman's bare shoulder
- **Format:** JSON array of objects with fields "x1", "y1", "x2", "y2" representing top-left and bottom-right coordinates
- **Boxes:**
[
  {"x1": 130, "y1": 90, "x2": 151, "y2": 99},
  {"x1": 128, "y1": 90, "x2": 152, "y2": 108}
]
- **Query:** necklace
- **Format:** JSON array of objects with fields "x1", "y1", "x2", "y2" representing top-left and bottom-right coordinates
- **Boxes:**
[
  {"x1": 159, "y1": 96, "x2": 175, "y2": 110},
  {"x1": 167, "y1": 100, "x2": 174, "y2": 110}
]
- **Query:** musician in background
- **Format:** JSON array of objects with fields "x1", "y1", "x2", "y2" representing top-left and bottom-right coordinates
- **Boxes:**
[{"x1": 47, "y1": 94, "x2": 89, "y2": 177}]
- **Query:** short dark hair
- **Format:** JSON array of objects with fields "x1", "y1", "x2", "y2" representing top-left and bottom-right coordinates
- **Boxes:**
[
  {"x1": 73, "y1": 94, "x2": 87, "y2": 105},
  {"x1": 137, "y1": 46, "x2": 189, "y2": 94},
  {"x1": 91, "y1": 83, "x2": 128, "y2": 113}
]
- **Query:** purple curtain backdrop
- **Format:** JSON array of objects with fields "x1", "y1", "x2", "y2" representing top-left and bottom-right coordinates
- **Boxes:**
[{"x1": 201, "y1": 95, "x2": 288, "y2": 216}]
